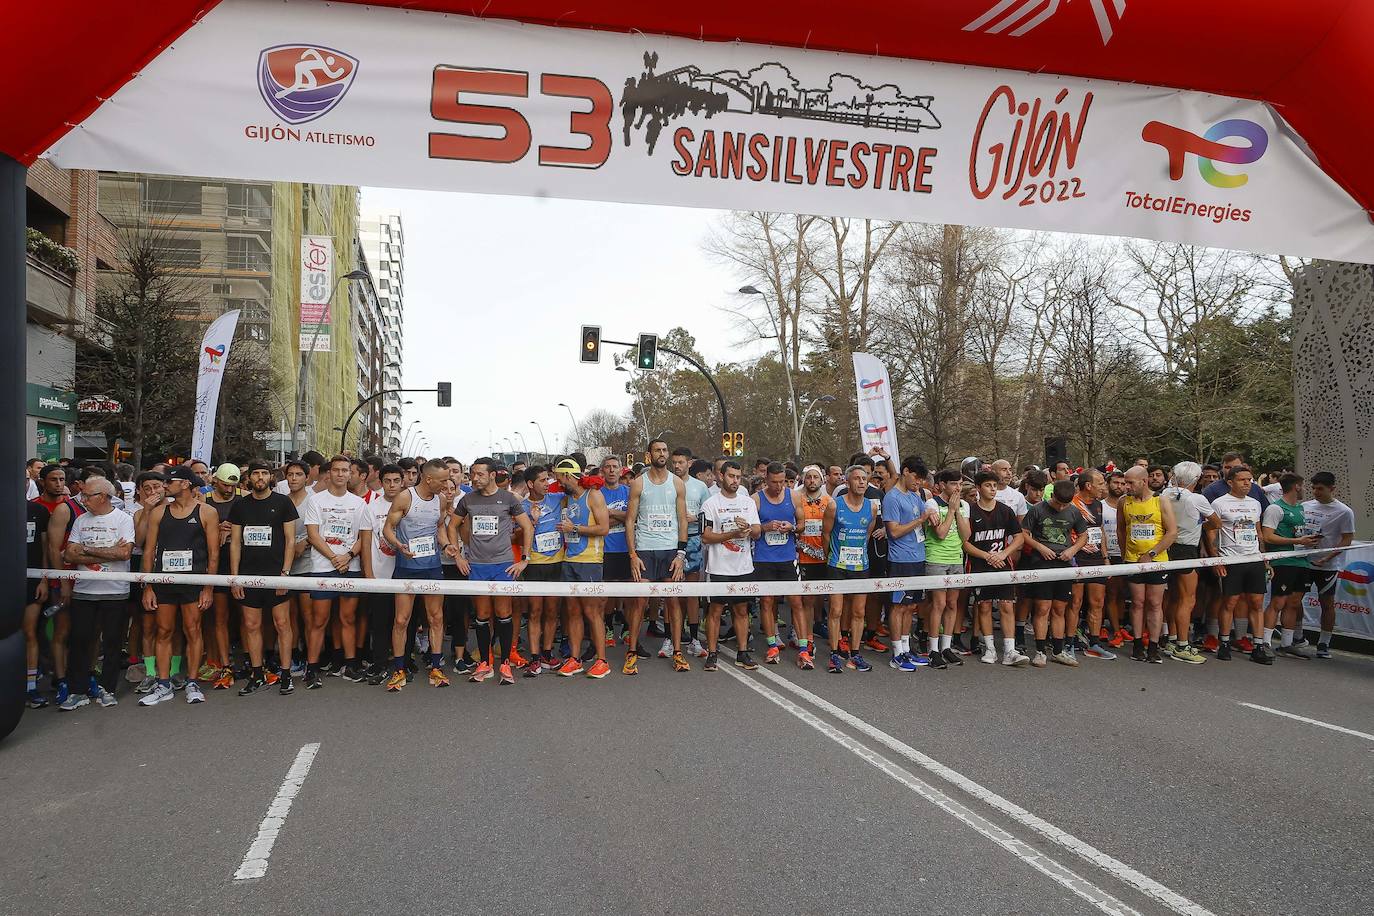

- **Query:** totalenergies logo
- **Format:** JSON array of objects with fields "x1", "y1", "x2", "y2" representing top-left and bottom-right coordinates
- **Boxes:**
[
  {"x1": 204, "y1": 344, "x2": 226, "y2": 365},
  {"x1": 258, "y1": 45, "x2": 358, "y2": 125},
  {"x1": 1141, "y1": 119, "x2": 1268, "y2": 189},
  {"x1": 863, "y1": 423, "x2": 890, "y2": 435},
  {"x1": 1339, "y1": 562, "x2": 1373, "y2": 599},
  {"x1": 859, "y1": 377, "x2": 885, "y2": 391}
]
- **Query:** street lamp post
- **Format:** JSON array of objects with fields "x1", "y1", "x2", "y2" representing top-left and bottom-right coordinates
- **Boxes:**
[
  {"x1": 529, "y1": 420, "x2": 549, "y2": 459},
  {"x1": 558, "y1": 402, "x2": 582, "y2": 451},
  {"x1": 294, "y1": 268, "x2": 368, "y2": 455},
  {"x1": 740, "y1": 285, "x2": 800, "y2": 461},
  {"x1": 615, "y1": 365, "x2": 651, "y2": 442},
  {"x1": 514, "y1": 431, "x2": 528, "y2": 456},
  {"x1": 401, "y1": 420, "x2": 422, "y2": 456},
  {"x1": 797, "y1": 394, "x2": 836, "y2": 461}
]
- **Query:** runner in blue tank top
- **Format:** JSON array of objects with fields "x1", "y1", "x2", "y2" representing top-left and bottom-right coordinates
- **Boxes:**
[
  {"x1": 823, "y1": 464, "x2": 878, "y2": 674},
  {"x1": 752, "y1": 461, "x2": 811, "y2": 667},
  {"x1": 380, "y1": 459, "x2": 453, "y2": 690},
  {"x1": 625, "y1": 439, "x2": 689, "y2": 672}
]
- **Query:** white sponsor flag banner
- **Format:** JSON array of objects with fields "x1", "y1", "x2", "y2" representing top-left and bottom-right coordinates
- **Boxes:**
[
  {"x1": 1302, "y1": 543, "x2": 1374, "y2": 641},
  {"x1": 299, "y1": 235, "x2": 333, "y2": 353},
  {"x1": 852, "y1": 352, "x2": 900, "y2": 466},
  {"x1": 40, "y1": 0, "x2": 1374, "y2": 263},
  {"x1": 191, "y1": 309, "x2": 241, "y2": 462}
]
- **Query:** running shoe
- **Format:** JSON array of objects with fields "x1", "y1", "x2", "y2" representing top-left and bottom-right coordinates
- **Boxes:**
[
  {"x1": 95, "y1": 687, "x2": 117, "y2": 708},
  {"x1": 912, "y1": 653, "x2": 931, "y2": 667},
  {"x1": 1002, "y1": 650, "x2": 1031, "y2": 668},
  {"x1": 1085, "y1": 643, "x2": 1117, "y2": 660},
  {"x1": 305, "y1": 669, "x2": 324, "y2": 690},
  {"x1": 55, "y1": 681, "x2": 69, "y2": 705},
  {"x1": 1051, "y1": 650, "x2": 1079, "y2": 668},
  {"x1": 1291, "y1": 635, "x2": 1310, "y2": 649},
  {"x1": 658, "y1": 639, "x2": 673, "y2": 659},
  {"x1": 797, "y1": 651, "x2": 814, "y2": 671},
  {"x1": 453, "y1": 656, "x2": 476, "y2": 676},
  {"x1": 264, "y1": 670, "x2": 280, "y2": 686},
  {"x1": 238, "y1": 676, "x2": 267, "y2": 696},
  {"x1": 889, "y1": 654, "x2": 918, "y2": 672},
  {"x1": 342, "y1": 663, "x2": 368, "y2": 682},
  {"x1": 735, "y1": 651, "x2": 758, "y2": 671},
  {"x1": 367, "y1": 668, "x2": 388, "y2": 687},
  {"x1": 1030, "y1": 651, "x2": 1048, "y2": 668},
  {"x1": 837, "y1": 635, "x2": 851, "y2": 654},
  {"x1": 1216, "y1": 641, "x2": 1232, "y2": 661},
  {"x1": 1132, "y1": 643, "x2": 1147, "y2": 662},
  {"x1": 634, "y1": 643, "x2": 651, "y2": 658},
  {"x1": 673, "y1": 652, "x2": 691, "y2": 672},
  {"x1": 185, "y1": 681, "x2": 206, "y2": 704},
  {"x1": 648, "y1": 620, "x2": 668, "y2": 638},
  {"x1": 385, "y1": 669, "x2": 407, "y2": 692},
  {"x1": 1147, "y1": 645, "x2": 1164, "y2": 665},
  {"x1": 863, "y1": 635, "x2": 888, "y2": 653},
  {"x1": 980, "y1": 647, "x2": 997, "y2": 665},
  {"x1": 623, "y1": 654, "x2": 639, "y2": 676},
  {"x1": 524, "y1": 657, "x2": 543, "y2": 678},
  {"x1": 279, "y1": 673, "x2": 295, "y2": 695},
  {"x1": 124, "y1": 661, "x2": 146, "y2": 684},
  {"x1": 703, "y1": 652, "x2": 719, "y2": 672},
  {"x1": 558, "y1": 658, "x2": 584, "y2": 677},
  {"x1": 1199, "y1": 633, "x2": 1220, "y2": 653},
  {"x1": 290, "y1": 660, "x2": 306, "y2": 678},
  {"x1": 26, "y1": 689, "x2": 48, "y2": 709},
  {"x1": 508, "y1": 649, "x2": 529, "y2": 669},
  {"x1": 469, "y1": 662, "x2": 493, "y2": 683},
  {"x1": 927, "y1": 651, "x2": 947, "y2": 670},
  {"x1": 1276, "y1": 644, "x2": 1311, "y2": 660},
  {"x1": 499, "y1": 662, "x2": 515, "y2": 685},
  {"x1": 58, "y1": 692, "x2": 90, "y2": 712},
  {"x1": 877, "y1": 622, "x2": 891, "y2": 638},
  {"x1": 134, "y1": 675, "x2": 157, "y2": 694},
  {"x1": 604, "y1": 628, "x2": 615, "y2": 648},
  {"x1": 813, "y1": 621, "x2": 830, "y2": 640},
  {"x1": 1108, "y1": 628, "x2": 1131, "y2": 649},
  {"x1": 765, "y1": 644, "x2": 781, "y2": 665},
  {"x1": 827, "y1": 652, "x2": 844, "y2": 674},
  {"x1": 941, "y1": 648, "x2": 964, "y2": 667},
  {"x1": 1235, "y1": 636, "x2": 1255, "y2": 653},
  {"x1": 690, "y1": 639, "x2": 708, "y2": 658},
  {"x1": 587, "y1": 659, "x2": 611, "y2": 679},
  {"x1": 197, "y1": 663, "x2": 218, "y2": 680},
  {"x1": 139, "y1": 682, "x2": 174, "y2": 706},
  {"x1": 212, "y1": 669, "x2": 234, "y2": 690},
  {"x1": 847, "y1": 653, "x2": 872, "y2": 673},
  {"x1": 1250, "y1": 643, "x2": 1274, "y2": 666},
  {"x1": 1316, "y1": 643, "x2": 1331, "y2": 659}
]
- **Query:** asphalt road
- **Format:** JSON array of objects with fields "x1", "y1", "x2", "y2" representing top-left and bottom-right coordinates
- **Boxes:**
[{"x1": 4, "y1": 641, "x2": 1373, "y2": 916}]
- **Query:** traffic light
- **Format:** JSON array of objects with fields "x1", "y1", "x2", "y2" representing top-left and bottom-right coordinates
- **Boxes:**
[
  {"x1": 637, "y1": 333, "x2": 658, "y2": 370},
  {"x1": 436, "y1": 381, "x2": 452, "y2": 407},
  {"x1": 721, "y1": 432, "x2": 732, "y2": 456},
  {"x1": 732, "y1": 432, "x2": 745, "y2": 457},
  {"x1": 580, "y1": 325, "x2": 601, "y2": 363}
]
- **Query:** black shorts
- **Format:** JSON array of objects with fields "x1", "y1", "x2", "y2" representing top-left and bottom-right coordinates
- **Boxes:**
[
  {"x1": 522, "y1": 562, "x2": 563, "y2": 583},
  {"x1": 25, "y1": 578, "x2": 41, "y2": 605},
  {"x1": 1271, "y1": 565, "x2": 1309, "y2": 597},
  {"x1": 798, "y1": 563, "x2": 828, "y2": 582},
  {"x1": 1310, "y1": 568, "x2": 1339, "y2": 595},
  {"x1": 638, "y1": 549, "x2": 679, "y2": 581},
  {"x1": 888, "y1": 560, "x2": 925, "y2": 604},
  {"x1": 708, "y1": 572, "x2": 754, "y2": 607},
  {"x1": 1128, "y1": 571, "x2": 1169, "y2": 586},
  {"x1": 239, "y1": 586, "x2": 290, "y2": 610},
  {"x1": 1025, "y1": 570, "x2": 1073, "y2": 603},
  {"x1": 867, "y1": 543, "x2": 889, "y2": 577},
  {"x1": 753, "y1": 560, "x2": 799, "y2": 582},
  {"x1": 1222, "y1": 560, "x2": 1267, "y2": 596},
  {"x1": 153, "y1": 583, "x2": 202, "y2": 607},
  {"x1": 603, "y1": 552, "x2": 631, "y2": 582},
  {"x1": 973, "y1": 583, "x2": 1013, "y2": 603},
  {"x1": 826, "y1": 566, "x2": 869, "y2": 581}
]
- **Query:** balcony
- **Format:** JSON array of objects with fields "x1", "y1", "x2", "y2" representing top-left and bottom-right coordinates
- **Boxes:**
[{"x1": 26, "y1": 253, "x2": 76, "y2": 326}]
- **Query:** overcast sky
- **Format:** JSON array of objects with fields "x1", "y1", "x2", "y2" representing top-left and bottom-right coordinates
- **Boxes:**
[{"x1": 360, "y1": 188, "x2": 775, "y2": 460}]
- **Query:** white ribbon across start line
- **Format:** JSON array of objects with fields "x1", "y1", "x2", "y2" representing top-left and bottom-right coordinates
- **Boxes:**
[{"x1": 28, "y1": 543, "x2": 1367, "y2": 600}]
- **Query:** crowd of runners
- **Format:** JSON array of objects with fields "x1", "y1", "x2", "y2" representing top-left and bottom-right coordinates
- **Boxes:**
[{"x1": 20, "y1": 440, "x2": 1358, "y2": 711}]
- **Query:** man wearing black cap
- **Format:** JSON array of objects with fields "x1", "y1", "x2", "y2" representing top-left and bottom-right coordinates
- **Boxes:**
[
  {"x1": 229, "y1": 460, "x2": 300, "y2": 695},
  {"x1": 138, "y1": 465, "x2": 219, "y2": 707}
]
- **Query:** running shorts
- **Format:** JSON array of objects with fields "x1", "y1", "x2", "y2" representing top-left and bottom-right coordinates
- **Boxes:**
[
  {"x1": 1221, "y1": 560, "x2": 1267, "y2": 596},
  {"x1": 308, "y1": 569, "x2": 364, "y2": 600},
  {"x1": 1270, "y1": 565, "x2": 1309, "y2": 597},
  {"x1": 638, "y1": 549, "x2": 678, "y2": 581},
  {"x1": 888, "y1": 560, "x2": 925, "y2": 604},
  {"x1": 753, "y1": 560, "x2": 799, "y2": 582},
  {"x1": 798, "y1": 562, "x2": 828, "y2": 582},
  {"x1": 562, "y1": 562, "x2": 603, "y2": 583},
  {"x1": 603, "y1": 552, "x2": 631, "y2": 582},
  {"x1": 1310, "y1": 569, "x2": 1339, "y2": 595},
  {"x1": 522, "y1": 562, "x2": 563, "y2": 583},
  {"x1": 468, "y1": 562, "x2": 513, "y2": 583},
  {"x1": 707, "y1": 572, "x2": 754, "y2": 607}
]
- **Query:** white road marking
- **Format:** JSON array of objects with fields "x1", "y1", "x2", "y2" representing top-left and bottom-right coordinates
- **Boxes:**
[
  {"x1": 725, "y1": 651, "x2": 1214, "y2": 916},
  {"x1": 233, "y1": 742, "x2": 321, "y2": 881},
  {"x1": 1239, "y1": 702, "x2": 1374, "y2": 742},
  {"x1": 717, "y1": 661, "x2": 1142, "y2": 915}
]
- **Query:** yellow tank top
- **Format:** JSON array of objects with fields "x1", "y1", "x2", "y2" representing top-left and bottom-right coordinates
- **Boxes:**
[{"x1": 1121, "y1": 495, "x2": 1167, "y2": 563}]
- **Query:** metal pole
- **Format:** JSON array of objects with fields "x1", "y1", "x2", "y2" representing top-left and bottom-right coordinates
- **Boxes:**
[
  {"x1": 339, "y1": 386, "x2": 435, "y2": 455},
  {"x1": 602, "y1": 338, "x2": 729, "y2": 436},
  {"x1": 1, "y1": 155, "x2": 28, "y2": 737},
  {"x1": 530, "y1": 420, "x2": 549, "y2": 458},
  {"x1": 558, "y1": 402, "x2": 582, "y2": 451},
  {"x1": 797, "y1": 395, "x2": 834, "y2": 463},
  {"x1": 514, "y1": 431, "x2": 528, "y2": 453}
]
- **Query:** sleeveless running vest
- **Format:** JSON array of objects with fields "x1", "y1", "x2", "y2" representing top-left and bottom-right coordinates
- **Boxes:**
[
  {"x1": 526, "y1": 492, "x2": 566, "y2": 563},
  {"x1": 395, "y1": 486, "x2": 442, "y2": 570},
  {"x1": 1121, "y1": 494, "x2": 1167, "y2": 563},
  {"x1": 828, "y1": 495, "x2": 873, "y2": 572},
  {"x1": 635, "y1": 471, "x2": 679, "y2": 551},
  {"x1": 563, "y1": 489, "x2": 604, "y2": 564},
  {"x1": 155, "y1": 503, "x2": 208, "y2": 575},
  {"x1": 754, "y1": 487, "x2": 798, "y2": 563},
  {"x1": 798, "y1": 492, "x2": 830, "y2": 565}
]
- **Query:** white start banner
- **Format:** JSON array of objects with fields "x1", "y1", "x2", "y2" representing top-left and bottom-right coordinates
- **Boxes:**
[
  {"x1": 852, "y1": 352, "x2": 900, "y2": 466},
  {"x1": 39, "y1": 0, "x2": 1374, "y2": 263},
  {"x1": 299, "y1": 235, "x2": 333, "y2": 353},
  {"x1": 190, "y1": 309, "x2": 241, "y2": 463}
]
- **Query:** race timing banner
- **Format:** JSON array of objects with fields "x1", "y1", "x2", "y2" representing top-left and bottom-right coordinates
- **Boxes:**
[{"x1": 41, "y1": 0, "x2": 1374, "y2": 262}]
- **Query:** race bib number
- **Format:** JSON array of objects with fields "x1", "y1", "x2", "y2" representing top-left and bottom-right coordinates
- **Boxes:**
[
  {"x1": 243, "y1": 526, "x2": 272, "y2": 548},
  {"x1": 535, "y1": 530, "x2": 561, "y2": 554},
  {"x1": 1130, "y1": 523, "x2": 1156, "y2": 543},
  {"x1": 162, "y1": 550, "x2": 192, "y2": 572},
  {"x1": 565, "y1": 529, "x2": 583, "y2": 546},
  {"x1": 26, "y1": 521, "x2": 34, "y2": 544},
  {"x1": 325, "y1": 519, "x2": 352, "y2": 540},
  {"x1": 803, "y1": 518, "x2": 823, "y2": 538},
  {"x1": 646, "y1": 512, "x2": 673, "y2": 534},
  {"x1": 473, "y1": 515, "x2": 499, "y2": 538},
  {"x1": 914, "y1": 526, "x2": 925, "y2": 543},
  {"x1": 1086, "y1": 527, "x2": 1102, "y2": 547},
  {"x1": 1236, "y1": 525, "x2": 1258, "y2": 547},
  {"x1": 765, "y1": 530, "x2": 790, "y2": 546},
  {"x1": 839, "y1": 545, "x2": 864, "y2": 567},
  {"x1": 409, "y1": 535, "x2": 436, "y2": 558},
  {"x1": 608, "y1": 523, "x2": 626, "y2": 535},
  {"x1": 1105, "y1": 527, "x2": 1120, "y2": 554}
]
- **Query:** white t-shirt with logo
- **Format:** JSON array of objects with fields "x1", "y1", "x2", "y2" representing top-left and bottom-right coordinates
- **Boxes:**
[
  {"x1": 1211, "y1": 493, "x2": 1263, "y2": 558},
  {"x1": 368, "y1": 495, "x2": 396, "y2": 579},
  {"x1": 69, "y1": 509, "x2": 136, "y2": 598},
  {"x1": 701, "y1": 491, "x2": 760, "y2": 578},
  {"x1": 995, "y1": 485, "x2": 1028, "y2": 519},
  {"x1": 1301, "y1": 498, "x2": 1356, "y2": 570},
  {"x1": 299, "y1": 489, "x2": 372, "y2": 573}
]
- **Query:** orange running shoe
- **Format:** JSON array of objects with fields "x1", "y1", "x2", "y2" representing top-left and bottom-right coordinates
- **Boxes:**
[
  {"x1": 1098, "y1": 626, "x2": 1111, "y2": 642},
  {"x1": 1108, "y1": 628, "x2": 1131, "y2": 648},
  {"x1": 498, "y1": 662, "x2": 515, "y2": 685},
  {"x1": 212, "y1": 670, "x2": 235, "y2": 690},
  {"x1": 508, "y1": 649, "x2": 528, "y2": 669},
  {"x1": 797, "y1": 650, "x2": 814, "y2": 670},
  {"x1": 385, "y1": 669, "x2": 406, "y2": 691},
  {"x1": 672, "y1": 652, "x2": 691, "y2": 672},
  {"x1": 469, "y1": 661, "x2": 494, "y2": 683},
  {"x1": 264, "y1": 670, "x2": 280, "y2": 686},
  {"x1": 765, "y1": 644, "x2": 781, "y2": 664},
  {"x1": 877, "y1": 623, "x2": 891, "y2": 637},
  {"x1": 586, "y1": 659, "x2": 611, "y2": 679},
  {"x1": 1236, "y1": 636, "x2": 1255, "y2": 653},
  {"x1": 837, "y1": 635, "x2": 851, "y2": 654},
  {"x1": 1201, "y1": 633, "x2": 1220, "y2": 653},
  {"x1": 429, "y1": 666, "x2": 451, "y2": 687},
  {"x1": 863, "y1": 636, "x2": 888, "y2": 653},
  {"x1": 622, "y1": 653, "x2": 639, "y2": 676},
  {"x1": 558, "y1": 657, "x2": 584, "y2": 677}
]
